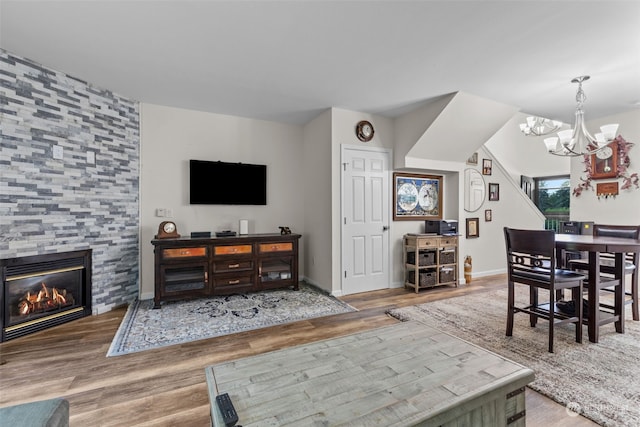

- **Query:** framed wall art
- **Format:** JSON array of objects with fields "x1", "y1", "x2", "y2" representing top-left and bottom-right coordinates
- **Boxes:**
[
  {"x1": 489, "y1": 183, "x2": 500, "y2": 201},
  {"x1": 485, "y1": 209, "x2": 492, "y2": 222},
  {"x1": 393, "y1": 172, "x2": 442, "y2": 221},
  {"x1": 466, "y1": 218, "x2": 479, "y2": 238},
  {"x1": 466, "y1": 152, "x2": 478, "y2": 165},
  {"x1": 482, "y1": 159, "x2": 492, "y2": 175}
]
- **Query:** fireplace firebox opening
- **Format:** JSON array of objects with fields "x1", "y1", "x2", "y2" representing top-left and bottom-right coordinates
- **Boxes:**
[{"x1": 1, "y1": 249, "x2": 92, "y2": 342}]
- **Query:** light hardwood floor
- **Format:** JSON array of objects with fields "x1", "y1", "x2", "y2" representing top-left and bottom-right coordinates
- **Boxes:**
[{"x1": 0, "y1": 274, "x2": 596, "y2": 426}]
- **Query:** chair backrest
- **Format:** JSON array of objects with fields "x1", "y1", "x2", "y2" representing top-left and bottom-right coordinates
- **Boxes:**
[
  {"x1": 504, "y1": 228, "x2": 557, "y2": 283},
  {"x1": 593, "y1": 224, "x2": 640, "y2": 239},
  {"x1": 594, "y1": 224, "x2": 640, "y2": 264}
]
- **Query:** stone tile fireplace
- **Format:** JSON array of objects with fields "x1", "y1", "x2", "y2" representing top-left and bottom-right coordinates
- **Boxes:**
[
  {"x1": 1, "y1": 50, "x2": 140, "y2": 318},
  {"x1": 1, "y1": 250, "x2": 92, "y2": 342}
]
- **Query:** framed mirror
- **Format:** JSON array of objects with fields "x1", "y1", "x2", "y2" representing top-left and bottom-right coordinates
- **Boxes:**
[{"x1": 464, "y1": 169, "x2": 485, "y2": 212}]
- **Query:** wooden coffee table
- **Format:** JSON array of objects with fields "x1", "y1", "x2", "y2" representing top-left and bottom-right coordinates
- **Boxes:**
[{"x1": 205, "y1": 321, "x2": 534, "y2": 426}]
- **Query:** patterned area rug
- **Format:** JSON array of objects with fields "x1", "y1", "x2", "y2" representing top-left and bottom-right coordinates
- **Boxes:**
[
  {"x1": 107, "y1": 283, "x2": 355, "y2": 357},
  {"x1": 387, "y1": 288, "x2": 640, "y2": 427}
]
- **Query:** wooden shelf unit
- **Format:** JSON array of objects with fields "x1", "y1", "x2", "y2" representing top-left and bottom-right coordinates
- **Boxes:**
[
  {"x1": 152, "y1": 233, "x2": 300, "y2": 308},
  {"x1": 403, "y1": 234, "x2": 459, "y2": 293}
]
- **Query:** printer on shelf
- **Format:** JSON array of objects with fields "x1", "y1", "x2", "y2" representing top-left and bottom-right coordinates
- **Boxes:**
[
  {"x1": 560, "y1": 221, "x2": 593, "y2": 235},
  {"x1": 425, "y1": 220, "x2": 458, "y2": 235}
]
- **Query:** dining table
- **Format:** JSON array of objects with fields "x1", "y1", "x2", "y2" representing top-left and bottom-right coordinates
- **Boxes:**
[{"x1": 555, "y1": 233, "x2": 640, "y2": 343}]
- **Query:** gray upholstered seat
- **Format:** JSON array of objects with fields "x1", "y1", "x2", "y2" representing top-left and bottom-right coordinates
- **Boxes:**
[{"x1": 0, "y1": 398, "x2": 69, "y2": 427}]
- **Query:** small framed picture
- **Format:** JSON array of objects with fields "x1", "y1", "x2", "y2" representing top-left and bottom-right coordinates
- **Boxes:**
[
  {"x1": 482, "y1": 159, "x2": 492, "y2": 175},
  {"x1": 489, "y1": 183, "x2": 500, "y2": 201},
  {"x1": 466, "y1": 152, "x2": 478, "y2": 165},
  {"x1": 466, "y1": 218, "x2": 479, "y2": 238},
  {"x1": 485, "y1": 209, "x2": 492, "y2": 222}
]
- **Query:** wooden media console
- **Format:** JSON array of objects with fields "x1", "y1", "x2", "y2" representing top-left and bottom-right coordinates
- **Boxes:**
[{"x1": 151, "y1": 233, "x2": 300, "y2": 308}]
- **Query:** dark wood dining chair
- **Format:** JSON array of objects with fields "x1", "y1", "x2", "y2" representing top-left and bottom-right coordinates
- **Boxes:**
[
  {"x1": 504, "y1": 227, "x2": 585, "y2": 352},
  {"x1": 567, "y1": 224, "x2": 640, "y2": 321}
]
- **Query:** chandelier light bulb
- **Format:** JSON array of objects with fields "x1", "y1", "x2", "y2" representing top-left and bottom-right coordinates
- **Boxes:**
[
  {"x1": 519, "y1": 116, "x2": 562, "y2": 136},
  {"x1": 544, "y1": 137, "x2": 559, "y2": 152},
  {"x1": 600, "y1": 124, "x2": 619, "y2": 141}
]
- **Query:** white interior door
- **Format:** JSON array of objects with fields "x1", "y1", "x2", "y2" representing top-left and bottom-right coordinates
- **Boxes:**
[{"x1": 341, "y1": 146, "x2": 391, "y2": 295}]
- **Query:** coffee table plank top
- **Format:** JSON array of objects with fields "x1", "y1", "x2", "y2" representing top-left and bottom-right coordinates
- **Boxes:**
[{"x1": 206, "y1": 321, "x2": 534, "y2": 426}]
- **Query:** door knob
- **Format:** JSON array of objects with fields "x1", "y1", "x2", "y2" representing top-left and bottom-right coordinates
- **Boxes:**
[{"x1": 383, "y1": 226, "x2": 389, "y2": 231}]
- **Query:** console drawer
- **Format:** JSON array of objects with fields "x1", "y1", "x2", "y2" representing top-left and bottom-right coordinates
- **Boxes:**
[
  {"x1": 214, "y1": 245, "x2": 253, "y2": 256},
  {"x1": 162, "y1": 247, "x2": 207, "y2": 259},
  {"x1": 259, "y1": 242, "x2": 293, "y2": 253},
  {"x1": 213, "y1": 274, "x2": 254, "y2": 287},
  {"x1": 439, "y1": 236, "x2": 458, "y2": 246},
  {"x1": 213, "y1": 260, "x2": 253, "y2": 273}
]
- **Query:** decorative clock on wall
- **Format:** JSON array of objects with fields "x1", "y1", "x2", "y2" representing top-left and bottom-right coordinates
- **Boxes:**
[
  {"x1": 590, "y1": 140, "x2": 618, "y2": 180},
  {"x1": 356, "y1": 120, "x2": 374, "y2": 142}
]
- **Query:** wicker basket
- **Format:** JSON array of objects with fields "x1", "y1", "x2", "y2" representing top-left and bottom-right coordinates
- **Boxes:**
[
  {"x1": 407, "y1": 251, "x2": 436, "y2": 266},
  {"x1": 408, "y1": 271, "x2": 437, "y2": 286},
  {"x1": 439, "y1": 249, "x2": 456, "y2": 265},
  {"x1": 439, "y1": 267, "x2": 455, "y2": 283}
]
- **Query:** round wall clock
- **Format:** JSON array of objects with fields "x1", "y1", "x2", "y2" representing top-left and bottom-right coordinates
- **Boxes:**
[
  {"x1": 356, "y1": 120, "x2": 374, "y2": 142},
  {"x1": 156, "y1": 221, "x2": 180, "y2": 239},
  {"x1": 596, "y1": 146, "x2": 613, "y2": 160}
]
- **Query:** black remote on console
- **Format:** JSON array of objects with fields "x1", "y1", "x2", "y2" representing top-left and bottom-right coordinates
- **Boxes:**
[{"x1": 216, "y1": 393, "x2": 239, "y2": 427}]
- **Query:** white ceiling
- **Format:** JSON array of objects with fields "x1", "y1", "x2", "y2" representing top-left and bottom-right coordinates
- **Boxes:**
[{"x1": 2, "y1": 0, "x2": 639, "y2": 126}]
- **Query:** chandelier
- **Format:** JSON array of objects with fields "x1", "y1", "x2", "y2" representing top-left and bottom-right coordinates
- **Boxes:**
[
  {"x1": 542, "y1": 76, "x2": 619, "y2": 157},
  {"x1": 519, "y1": 116, "x2": 562, "y2": 136}
]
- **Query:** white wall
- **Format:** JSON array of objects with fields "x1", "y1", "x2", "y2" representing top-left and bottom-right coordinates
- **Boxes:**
[
  {"x1": 488, "y1": 109, "x2": 640, "y2": 226},
  {"x1": 391, "y1": 95, "x2": 541, "y2": 283},
  {"x1": 478, "y1": 109, "x2": 640, "y2": 278},
  {"x1": 302, "y1": 110, "x2": 333, "y2": 292},
  {"x1": 139, "y1": 103, "x2": 305, "y2": 298},
  {"x1": 138, "y1": 103, "x2": 639, "y2": 300},
  {"x1": 571, "y1": 110, "x2": 640, "y2": 224},
  {"x1": 393, "y1": 95, "x2": 453, "y2": 169},
  {"x1": 571, "y1": 110, "x2": 640, "y2": 225},
  {"x1": 486, "y1": 112, "x2": 571, "y2": 181},
  {"x1": 464, "y1": 146, "x2": 545, "y2": 277}
]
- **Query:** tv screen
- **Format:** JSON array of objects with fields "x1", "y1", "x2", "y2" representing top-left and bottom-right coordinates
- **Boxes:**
[{"x1": 190, "y1": 160, "x2": 267, "y2": 205}]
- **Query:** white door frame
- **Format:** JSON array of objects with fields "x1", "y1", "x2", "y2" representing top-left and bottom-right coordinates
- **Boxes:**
[{"x1": 340, "y1": 144, "x2": 392, "y2": 296}]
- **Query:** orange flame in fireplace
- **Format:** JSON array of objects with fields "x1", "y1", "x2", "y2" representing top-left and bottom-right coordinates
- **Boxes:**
[{"x1": 18, "y1": 283, "x2": 70, "y2": 315}]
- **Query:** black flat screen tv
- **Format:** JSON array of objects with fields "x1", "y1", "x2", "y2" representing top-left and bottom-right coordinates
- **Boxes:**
[{"x1": 190, "y1": 160, "x2": 267, "y2": 205}]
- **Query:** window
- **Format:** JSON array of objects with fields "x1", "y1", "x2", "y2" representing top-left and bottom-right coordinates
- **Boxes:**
[{"x1": 534, "y1": 175, "x2": 570, "y2": 231}]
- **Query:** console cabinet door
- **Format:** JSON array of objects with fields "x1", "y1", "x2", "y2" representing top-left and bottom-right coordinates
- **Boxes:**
[
  {"x1": 159, "y1": 262, "x2": 210, "y2": 295},
  {"x1": 259, "y1": 256, "x2": 294, "y2": 288},
  {"x1": 258, "y1": 240, "x2": 298, "y2": 290}
]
